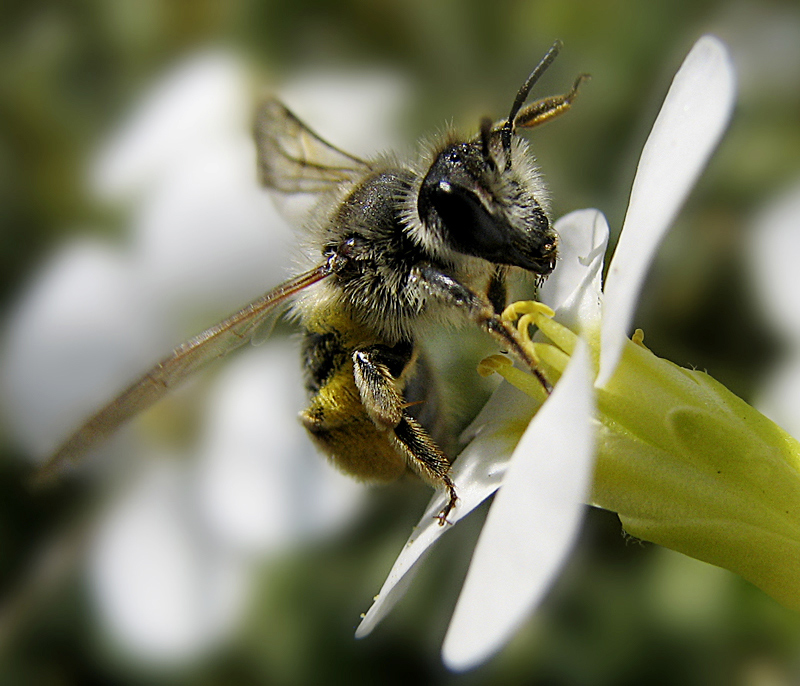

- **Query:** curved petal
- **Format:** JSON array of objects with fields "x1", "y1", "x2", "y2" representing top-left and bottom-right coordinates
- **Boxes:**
[
  {"x1": 441, "y1": 340, "x2": 595, "y2": 671},
  {"x1": 598, "y1": 35, "x2": 736, "y2": 386},
  {"x1": 355, "y1": 382, "x2": 540, "y2": 638},
  {"x1": 540, "y1": 208, "x2": 609, "y2": 331}
]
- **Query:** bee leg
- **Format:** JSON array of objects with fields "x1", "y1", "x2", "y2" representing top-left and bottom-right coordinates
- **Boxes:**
[
  {"x1": 352, "y1": 342, "x2": 412, "y2": 428},
  {"x1": 352, "y1": 344, "x2": 458, "y2": 525},
  {"x1": 412, "y1": 264, "x2": 552, "y2": 393},
  {"x1": 393, "y1": 416, "x2": 458, "y2": 526}
]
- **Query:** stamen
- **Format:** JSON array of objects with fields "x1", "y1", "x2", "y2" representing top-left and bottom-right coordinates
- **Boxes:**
[
  {"x1": 477, "y1": 300, "x2": 581, "y2": 402},
  {"x1": 501, "y1": 300, "x2": 577, "y2": 356},
  {"x1": 532, "y1": 313, "x2": 577, "y2": 356},
  {"x1": 477, "y1": 354, "x2": 512, "y2": 377},
  {"x1": 501, "y1": 300, "x2": 555, "y2": 322},
  {"x1": 517, "y1": 313, "x2": 536, "y2": 345},
  {"x1": 476, "y1": 354, "x2": 549, "y2": 402},
  {"x1": 532, "y1": 342, "x2": 570, "y2": 374}
]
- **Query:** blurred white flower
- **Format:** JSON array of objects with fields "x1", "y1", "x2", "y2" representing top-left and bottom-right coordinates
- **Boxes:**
[
  {"x1": 356, "y1": 35, "x2": 738, "y2": 671},
  {"x1": 91, "y1": 458, "x2": 247, "y2": 663},
  {"x1": 748, "y1": 180, "x2": 800, "y2": 438},
  {"x1": 1, "y1": 50, "x2": 409, "y2": 663}
]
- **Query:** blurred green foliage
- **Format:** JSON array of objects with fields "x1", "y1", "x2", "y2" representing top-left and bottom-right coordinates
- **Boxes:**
[{"x1": 2, "y1": 0, "x2": 800, "y2": 684}]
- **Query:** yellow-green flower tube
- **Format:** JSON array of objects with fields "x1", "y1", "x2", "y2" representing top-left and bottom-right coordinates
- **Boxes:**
[{"x1": 493, "y1": 306, "x2": 800, "y2": 611}]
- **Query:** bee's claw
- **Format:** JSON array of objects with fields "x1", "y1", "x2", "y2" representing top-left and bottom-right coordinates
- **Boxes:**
[{"x1": 435, "y1": 483, "x2": 459, "y2": 526}]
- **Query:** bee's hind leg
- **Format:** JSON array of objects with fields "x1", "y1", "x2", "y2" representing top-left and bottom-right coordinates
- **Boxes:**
[
  {"x1": 393, "y1": 416, "x2": 458, "y2": 526},
  {"x1": 352, "y1": 344, "x2": 458, "y2": 525}
]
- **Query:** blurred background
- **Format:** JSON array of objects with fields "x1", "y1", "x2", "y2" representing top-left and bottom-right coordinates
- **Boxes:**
[{"x1": 2, "y1": 0, "x2": 800, "y2": 684}]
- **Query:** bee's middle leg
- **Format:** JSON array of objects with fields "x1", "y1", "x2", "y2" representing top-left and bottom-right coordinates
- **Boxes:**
[{"x1": 352, "y1": 344, "x2": 458, "y2": 525}]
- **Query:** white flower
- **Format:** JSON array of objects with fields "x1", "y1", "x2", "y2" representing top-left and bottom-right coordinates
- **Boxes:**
[
  {"x1": 356, "y1": 35, "x2": 737, "y2": 671},
  {"x1": 0, "y1": 51, "x2": 410, "y2": 663}
]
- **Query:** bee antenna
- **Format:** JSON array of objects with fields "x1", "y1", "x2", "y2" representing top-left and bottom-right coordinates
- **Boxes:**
[{"x1": 501, "y1": 40, "x2": 562, "y2": 160}]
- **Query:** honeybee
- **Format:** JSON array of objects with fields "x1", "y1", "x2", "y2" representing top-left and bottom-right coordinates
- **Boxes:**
[{"x1": 40, "y1": 42, "x2": 586, "y2": 524}]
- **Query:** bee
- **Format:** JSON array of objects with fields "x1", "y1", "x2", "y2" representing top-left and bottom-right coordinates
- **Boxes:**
[{"x1": 39, "y1": 42, "x2": 586, "y2": 524}]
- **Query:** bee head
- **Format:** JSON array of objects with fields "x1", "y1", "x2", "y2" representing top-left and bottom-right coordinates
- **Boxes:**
[
  {"x1": 416, "y1": 133, "x2": 556, "y2": 275},
  {"x1": 416, "y1": 42, "x2": 564, "y2": 277}
]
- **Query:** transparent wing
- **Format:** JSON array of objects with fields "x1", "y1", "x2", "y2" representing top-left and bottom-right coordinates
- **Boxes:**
[
  {"x1": 254, "y1": 97, "x2": 371, "y2": 195},
  {"x1": 37, "y1": 263, "x2": 332, "y2": 483}
]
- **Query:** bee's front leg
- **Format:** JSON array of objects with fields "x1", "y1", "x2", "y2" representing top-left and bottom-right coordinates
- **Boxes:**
[
  {"x1": 411, "y1": 264, "x2": 552, "y2": 393},
  {"x1": 352, "y1": 344, "x2": 458, "y2": 525}
]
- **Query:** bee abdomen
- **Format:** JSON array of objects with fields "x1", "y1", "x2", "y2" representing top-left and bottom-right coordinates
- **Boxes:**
[
  {"x1": 301, "y1": 329, "x2": 349, "y2": 393},
  {"x1": 300, "y1": 360, "x2": 408, "y2": 483}
]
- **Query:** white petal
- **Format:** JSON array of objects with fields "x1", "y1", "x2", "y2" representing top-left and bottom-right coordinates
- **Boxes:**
[
  {"x1": 540, "y1": 208, "x2": 609, "y2": 330},
  {"x1": 90, "y1": 461, "x2": 248, "y2": 663},
  {"x1": 355, "y1": 382, "x2": 540, "y2": 638},
  {"x1": 442, "y1": 340, "x2": 595, "y2": 671},
  {"x1": 747, "y1": 178, "x2": 800, "y2": 341},
  {"x1": 598, "y1": 35, "x2": 736, "y2": 386}
]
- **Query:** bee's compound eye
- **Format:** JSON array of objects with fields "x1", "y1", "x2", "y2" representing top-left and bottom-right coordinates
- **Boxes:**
[
  {"x1": 419, "y1": 171, "x2": 555, "y2": 274},
  {"x1": 420, "y1": 176, "x2": 514, "y2": 262}
]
